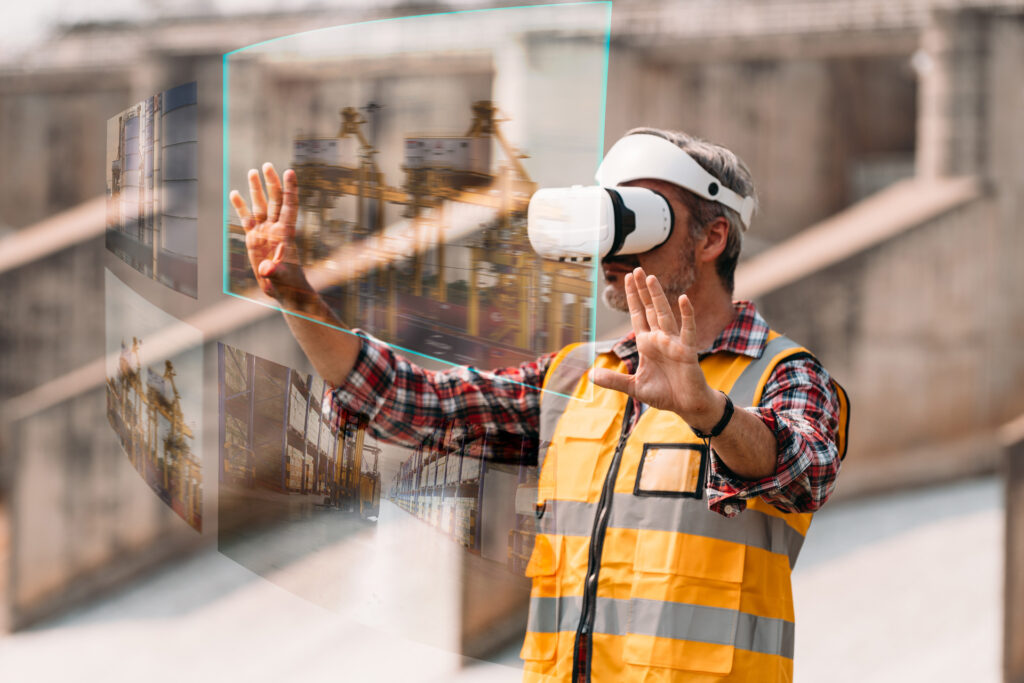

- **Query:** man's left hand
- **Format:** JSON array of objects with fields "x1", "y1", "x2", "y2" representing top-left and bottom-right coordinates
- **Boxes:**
[{"x1": 591, "y1": 267, "x2": 724, "y2": 432}]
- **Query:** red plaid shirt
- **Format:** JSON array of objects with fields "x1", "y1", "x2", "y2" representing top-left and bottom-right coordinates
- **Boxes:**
[{"x1": 329, "y1": 301, "x2": 841, "y2": 517}]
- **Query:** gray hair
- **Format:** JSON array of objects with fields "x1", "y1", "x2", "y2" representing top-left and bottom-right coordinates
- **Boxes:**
[{"x1": 625, "y1": 127, "x2": 757, "y2": 293}]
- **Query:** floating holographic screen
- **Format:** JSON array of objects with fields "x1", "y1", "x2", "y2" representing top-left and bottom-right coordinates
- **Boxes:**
[
  {"x1": 217, "y1": 341, "x2": 539, "y2": 657},
  {"x1": 224, "y1": 3, "x2": 609, "y2": 392},
  {"x1": 105, "y1": 269, "x2": 203, "y2": 532},
  {"x1": 106, "y1": 82, "x2": 198, "y2": 298}
]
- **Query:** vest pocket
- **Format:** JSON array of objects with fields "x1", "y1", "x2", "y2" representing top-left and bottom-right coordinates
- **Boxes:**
[
  {"x1": 520, "y1": 533, "x2": 564, "y2": 662},
  {"x1": 624, "y1": 530, "x2": 745, "y2": 675},
  {"x1": 552, "y1": 408, "x2": 619, "y2": 502},
  {"x1": 633, "y1": 442, "x2": 707, "y2": 498}
]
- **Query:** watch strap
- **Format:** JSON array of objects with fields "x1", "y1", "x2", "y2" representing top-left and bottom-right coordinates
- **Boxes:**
[{"x1": 691, "y1": 391, "x2": 734, "y2": 439}]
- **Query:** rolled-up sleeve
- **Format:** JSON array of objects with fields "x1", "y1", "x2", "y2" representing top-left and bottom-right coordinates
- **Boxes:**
[
  {"x1": 707, "y1": 355, "x2": 842, "y2": 516},
  {"x1": 325, "y1": 329, "x2": 553, "y2": 449}
]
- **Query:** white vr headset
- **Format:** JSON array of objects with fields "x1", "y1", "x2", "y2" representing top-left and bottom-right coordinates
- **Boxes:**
[{"x1": 527, "y1": 134, "x2": 756, "y2": 262}]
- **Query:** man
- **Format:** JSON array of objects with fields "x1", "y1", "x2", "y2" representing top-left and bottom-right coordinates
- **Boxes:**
[{"x1": 229, "y1": 128, "x2": 848, "y2": 682}]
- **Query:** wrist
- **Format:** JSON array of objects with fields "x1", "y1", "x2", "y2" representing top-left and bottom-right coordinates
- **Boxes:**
[
  {"x1": 689, "y1": 390, "x2": 734, "y2": 439},
  {"x1": 277, "y1": 280, "x2": 320, "y2": 315}
]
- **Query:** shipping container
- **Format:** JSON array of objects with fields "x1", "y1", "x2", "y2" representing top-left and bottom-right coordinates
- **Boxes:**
[
  {"x1": 403, "y1": 136, "x2": 490, "y2": 174},
  {"x1": 293, "y1": 136, "x2": 361, "y2": 168}
]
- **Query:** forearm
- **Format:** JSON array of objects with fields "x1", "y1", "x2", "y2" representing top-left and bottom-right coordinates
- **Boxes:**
[
  {"x1": 697, "y1": 395, "x2": 778, "y2": 480},
  {"x1": 327, "y1": 328, "x2": 551, "y2": 449},
  {"x1": 703, "y1": 358, "x2": 843, "y2": 516},
  {"x1": 279, "y1": 291, "x2": 361, "y2": 387}
]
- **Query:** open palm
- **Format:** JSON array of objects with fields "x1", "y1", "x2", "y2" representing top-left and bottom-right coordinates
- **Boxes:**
[
  {"x1": 229, "y1": 163, "x2": 310, "y2": 305},
  {"x1": 591, "y1": 267, "x2": 717, "y2": 420}
]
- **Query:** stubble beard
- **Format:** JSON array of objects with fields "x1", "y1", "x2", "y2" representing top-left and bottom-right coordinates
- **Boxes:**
[{"x1": 600, "y1": 243, "x2": 697, "y2": 313}]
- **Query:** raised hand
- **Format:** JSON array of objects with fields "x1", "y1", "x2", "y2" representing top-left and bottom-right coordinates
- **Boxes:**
[
  {"x1": 591, "y1": 267, "x2": 721, "y2": 427},
  {"x1": 229, "y1": 163, "x2": 313, "y2": 309}
]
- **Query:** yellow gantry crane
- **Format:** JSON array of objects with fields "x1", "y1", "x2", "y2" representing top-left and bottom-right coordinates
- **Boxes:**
[
  {"x1": 290, "y1": 100, "x2": 592, "y2": 357},
  {"x1": 106, "y1": 338, "x2": 201, "y2": 529}
]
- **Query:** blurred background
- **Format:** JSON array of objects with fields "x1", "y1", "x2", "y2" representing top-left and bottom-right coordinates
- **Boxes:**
[{"x1": 0, "y1": 1, "x2": 1022, "y2": 681}]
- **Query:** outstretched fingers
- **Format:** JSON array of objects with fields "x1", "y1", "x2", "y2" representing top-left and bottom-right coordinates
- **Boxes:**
[
  {"x1": 645, "y1": 274, "x2": 679, "y2": 335},
  {"x1": 631, "y1": 267, "x2": 661, "y2": 332},
  {"x1": 277, "y1": 168, "x2": 299, "y2": 230},
  {"x1": 677, "y1": 294, "x2": 698, "y2": 353},
  {"x1": 229, "y1": 190, "x2": 253, "y2": 231},
  {"x1": 247, "y1": 168, "x2": 268, "y2": 222},
  {"x1": 624, "y1": 272, "x2": 650, "y2": 334},
  {"x1": 263, "y1": 162, "x2": 283, "y2": 224}
]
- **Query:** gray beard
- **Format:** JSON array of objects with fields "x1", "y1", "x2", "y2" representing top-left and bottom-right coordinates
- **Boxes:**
[{"x1": 600, "y1": 246, "x2": 696, "y2": 314}]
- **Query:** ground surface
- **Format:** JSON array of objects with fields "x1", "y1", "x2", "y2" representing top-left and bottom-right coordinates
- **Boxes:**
[{"x1": 0, "y1": 476, "x2": 1003, "y2": 682}]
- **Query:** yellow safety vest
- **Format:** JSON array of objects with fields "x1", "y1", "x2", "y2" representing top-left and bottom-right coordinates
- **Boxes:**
[{"x1": 520, "y1": 333, "x2": 850, "y2": 683}]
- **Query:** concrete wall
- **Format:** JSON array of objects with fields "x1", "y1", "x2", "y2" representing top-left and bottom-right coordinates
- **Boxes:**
[
  {"x1": 985, "y1": 12, "x2": 1024, "y2": 417},
  {"x1": 1, "y1": 283, "x2": 317, "y2": 630},
  {"x1": 0, "y1": 236, "x2": 106, "y2": 400},
  {"x1": 755, "y1": 9, "x2": 1024, "y2": 496},
  {"x1": 0, "y1": 77, "x2": 129, "y2": 230},
  {"x1": 0, "y1": 51, "x2": 225, "y2": 630},
  {"x1": 605, "y1": 48, "x2": 917, "y2": 250},
  {"x1": 7, "y1": 388, "x2": 198, "y2": 625},
  {"x1": 757, "y1": 196, "x2": 1002, "y2": 494}
]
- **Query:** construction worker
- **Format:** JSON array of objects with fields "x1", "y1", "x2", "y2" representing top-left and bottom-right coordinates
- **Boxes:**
[{"x1": 229, "y1": 128, "x2": 848, "y2": 682}]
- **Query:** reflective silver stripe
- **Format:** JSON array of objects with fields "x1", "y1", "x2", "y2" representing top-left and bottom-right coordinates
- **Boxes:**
[
  {"x1": 610, "y1": 493, "x2": 806, "y2": 567},
  {"x1": 536, "y1": 499, "x2": 594, "y2": 536},
  {"x1": 537, "y1": 495, "x2": 805, "y2": 567},
  {"x1": 526, "y1": 594, "x2": 581, "y2": 634},
  {"x1": 629, "y1": 598, "x2": 795, "y2": 658},
  {"x1": 728, "y1": 335, "x2": 803, "y2": 408},
  {"x1": 628, "y1": 598, "x2": 738, "y2": 646},
  {"x1": 526, "y1": 596, "x2": 794, "y2": 659}
]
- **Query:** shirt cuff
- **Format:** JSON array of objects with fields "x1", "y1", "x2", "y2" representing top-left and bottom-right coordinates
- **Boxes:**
[
  {"x1": 705, "y1": 406, "x2": 793, "y2": 516},
  {"x1": 324, "y1": 328, "x2": 393, "y2": 424}
]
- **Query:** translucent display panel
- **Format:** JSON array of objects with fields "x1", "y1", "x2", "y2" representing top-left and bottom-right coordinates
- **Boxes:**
[
  {"x1": 105, "y1": 269, "x2": 203, "y2": 531},
  {"x1": 224, "y1": 3, "x2": 609, "y2": 391},
  {"x1": 106, "y1": 81, "x2": 199, "y2": 296},
  {"x1": 217, "y1": 341, "x2": 542, "y2": 658}
]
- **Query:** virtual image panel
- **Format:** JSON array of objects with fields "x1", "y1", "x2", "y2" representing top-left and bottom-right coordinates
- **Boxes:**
[
  {"x1": 106, "y1": 81, "x2": 198, "y2": 297},
  {"x1": 217, "y1": 342, "x2": 541, "y2": 655},
  {"x1": 218, "y1": 343, "x2": 383, "y2": 529},
  {"x1": 105, "y1": 269, "x2": 203, "y2": 532},
  {"x1": 225, "y1": 3, "x2": 609, "y2": 379}
]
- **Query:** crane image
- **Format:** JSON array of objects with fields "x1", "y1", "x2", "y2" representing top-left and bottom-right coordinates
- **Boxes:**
[
  {"x1": 106, "y1": 337, "x2": 202, "y2": 531},
  {"x1": 227, "y1": 101, "x2": 594, "y2": 371}
]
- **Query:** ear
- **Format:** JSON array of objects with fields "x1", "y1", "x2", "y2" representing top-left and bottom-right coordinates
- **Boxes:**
[{"x1": 697, "y1": 217, "x2": 730, "y2": 264}]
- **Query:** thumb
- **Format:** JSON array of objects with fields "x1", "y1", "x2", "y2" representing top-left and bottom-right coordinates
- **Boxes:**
[
  {"x1": 590, "y1": 367, "x2": 634, "y2": 397},
  {"x1": 258, "y1": 258, "x2": 277, "y2": 277}
]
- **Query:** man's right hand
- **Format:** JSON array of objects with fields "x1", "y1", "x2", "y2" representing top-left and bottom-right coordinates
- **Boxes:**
[
  {"x1": 229, "y1": 162, "x2": 361, "y2": 386},
  {"x1": 229, "y1": 162, "x2": 314, "y2": 311}
]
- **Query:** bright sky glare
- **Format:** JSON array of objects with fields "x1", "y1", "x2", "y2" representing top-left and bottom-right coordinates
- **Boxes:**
[{"x1": 0, "y1": 0, "x2": 396, "y2": 59}]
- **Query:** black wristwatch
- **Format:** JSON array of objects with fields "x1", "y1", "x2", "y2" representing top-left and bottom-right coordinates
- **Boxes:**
[{"x1": 690, "y1": 391, "x2": 734, "y2": 439}]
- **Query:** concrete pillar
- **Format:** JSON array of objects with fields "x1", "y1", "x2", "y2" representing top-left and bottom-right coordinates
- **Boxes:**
[
  {"x1": 0, "y1": 498, "x2": 9, "y2": 633},
  {"x1": 1006, "y1": 438, "x2": 1024, "y2": 682},
  {"x1": 916, "y1": 9, "x2": 988, "y2": 179}
]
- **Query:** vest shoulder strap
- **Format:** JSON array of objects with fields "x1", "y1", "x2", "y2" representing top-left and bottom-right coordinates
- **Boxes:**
[
  {"x1": 730, "y1": 331, "x2": 850, "y2": 461},
  {"x1": 538, "y1": 340, "x2": 616, "y2": 461}
]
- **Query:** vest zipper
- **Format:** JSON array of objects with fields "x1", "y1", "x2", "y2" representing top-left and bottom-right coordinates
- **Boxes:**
[{"x1": 571, "y1": 398, "x2": 634, "y2": 683}]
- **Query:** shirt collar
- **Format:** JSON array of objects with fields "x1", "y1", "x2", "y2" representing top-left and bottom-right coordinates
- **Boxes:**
[{"x1": 610, "y1": 301, "x2": 769, "y2": 370}]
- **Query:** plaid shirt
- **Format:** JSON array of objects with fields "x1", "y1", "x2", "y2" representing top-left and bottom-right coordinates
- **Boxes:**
[{"x1": 329, "y1": 301, "x2": 841, "y2": 517}]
